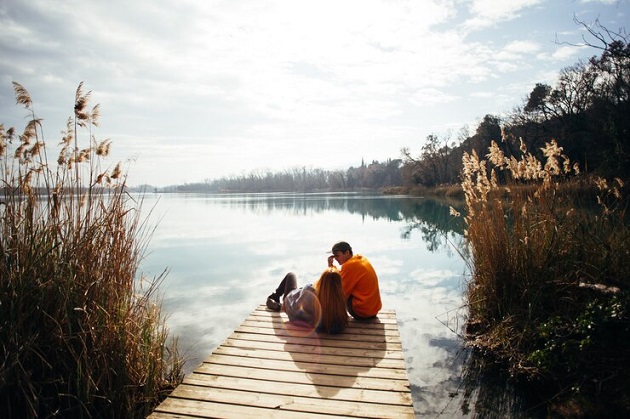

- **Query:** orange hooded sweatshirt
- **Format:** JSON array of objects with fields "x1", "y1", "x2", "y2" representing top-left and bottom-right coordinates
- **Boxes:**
[{"x1": 338, "y1": 254, "x2": 382, "y2": 317}]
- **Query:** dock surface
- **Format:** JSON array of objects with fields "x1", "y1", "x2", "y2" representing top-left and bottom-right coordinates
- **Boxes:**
[{"x1": 149, "y1": 305, "x2": 414, "y2": 418}]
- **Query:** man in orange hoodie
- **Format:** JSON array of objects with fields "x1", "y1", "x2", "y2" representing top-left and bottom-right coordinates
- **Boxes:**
[{"x1": 327, "y1": 241, "x2": 382, "y2": 319}]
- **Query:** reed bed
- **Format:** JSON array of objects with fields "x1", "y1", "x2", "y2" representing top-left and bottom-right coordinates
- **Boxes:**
[
  {"x1": 458, "y1": 134, "x2": 630, "y2": 414},
  {"x1": 0, "y1": 83, "x2": 183, "y2": 418}
]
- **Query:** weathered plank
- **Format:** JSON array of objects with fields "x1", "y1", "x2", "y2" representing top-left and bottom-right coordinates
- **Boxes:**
[{"x1": 149, "y1": 305, "x2": 415, "y2": 418}]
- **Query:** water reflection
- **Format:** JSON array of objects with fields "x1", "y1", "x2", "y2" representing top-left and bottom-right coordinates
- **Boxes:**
[
  {"x1": 398, "y1": 198, "x2": 465, "y2": 253},
  {"x1": 141, "y1": 193, "x2": 474, "y2": 417},
  {"x1": 457, "y1": 350, "x2": 549, "y2": 418},
  {"x1": 207, "y1": 192, "x2": 464, "y2": 226},
  {"x1": 204, "y1": 192, "x2": 466, "y2": 252}
]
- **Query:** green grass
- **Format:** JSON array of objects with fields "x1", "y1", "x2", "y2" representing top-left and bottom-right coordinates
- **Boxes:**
[
  {"x1": 1, "y1": 82, "x2": 183, "y2": 418},
  {"x1": 459, "y1": 136, "x2": 630, "y2": 416}
]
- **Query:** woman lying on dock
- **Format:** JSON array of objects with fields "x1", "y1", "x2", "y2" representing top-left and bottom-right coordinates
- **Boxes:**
[{"x1": 266, "y1": 269, "x2": 348, "y2": 334}]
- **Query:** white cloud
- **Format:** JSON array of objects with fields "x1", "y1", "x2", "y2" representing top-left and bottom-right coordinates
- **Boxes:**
[
  {"x1": 465, "y1": 0, "x2": 544, "y2": 29},
  {"x1": 503, "y1": 40, "x2": 541, "y2": 55},
  {"x1": 552, "y1": 45, "x2": 589, "y2": 61},
  {"x1": 470, "y1": 91, "x2": 495, "y2": 98},
  {"x1": 410, "y1": 88, "x2": 459, "y2": 106},
  {"x1": 536, "y1": 44, "x2": 588, "y2": 62},
  {"x1": 494, "y1": 40, "x2": 540, "y2": 62},
  {"x1": 580, "y1": 0, "x2": 618, "y2": 4}
]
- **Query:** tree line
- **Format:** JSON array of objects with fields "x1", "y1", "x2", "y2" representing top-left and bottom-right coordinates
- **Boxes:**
[
  {"x1": 164, "y1": 158, "x2": 403, "y2": 193},
  {"x1": 161, "y1": 20, "x2": 628, "y2": 194}
]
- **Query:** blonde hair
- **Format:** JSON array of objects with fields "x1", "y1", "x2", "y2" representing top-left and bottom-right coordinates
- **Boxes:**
[{"x1": 316, "y1": 269, "x2": 348, "y2": 334}]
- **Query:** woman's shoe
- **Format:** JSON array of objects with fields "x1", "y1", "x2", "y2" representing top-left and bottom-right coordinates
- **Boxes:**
[{"x1": 266, "y1": 297, "x2": 281, "y2": 311}]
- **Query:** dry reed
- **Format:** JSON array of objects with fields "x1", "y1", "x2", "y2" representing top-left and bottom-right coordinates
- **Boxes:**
[
  {"x1": 458, "y1": 131, "x2": 629, "y2": 414},
  {"x1": 0, "y1": 82, "x2": 183, "y2": 418}
]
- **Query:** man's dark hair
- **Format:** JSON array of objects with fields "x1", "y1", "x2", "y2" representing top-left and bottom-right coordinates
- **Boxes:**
[{"x1": 331, "y1": 241, "x2": 353, "y2": 255}]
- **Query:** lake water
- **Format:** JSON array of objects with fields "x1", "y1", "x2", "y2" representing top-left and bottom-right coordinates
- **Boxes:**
[{"x1": 139, "y1": 192, "x2": 473, "y2": 417}]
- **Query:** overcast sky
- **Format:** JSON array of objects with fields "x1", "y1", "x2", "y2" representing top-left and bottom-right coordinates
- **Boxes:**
[{"x1": 1, "y1": 0, "x2": 628, "y2": 187}]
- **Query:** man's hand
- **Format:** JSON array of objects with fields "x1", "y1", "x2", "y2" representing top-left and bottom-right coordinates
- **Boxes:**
[{"x1": 327, "y1": 255, "x2": 335, "y2": 267}]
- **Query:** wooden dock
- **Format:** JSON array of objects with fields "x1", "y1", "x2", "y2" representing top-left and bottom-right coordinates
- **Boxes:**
[{"x1": 149, "y1": 305, "x2": 415, "y2": 418}]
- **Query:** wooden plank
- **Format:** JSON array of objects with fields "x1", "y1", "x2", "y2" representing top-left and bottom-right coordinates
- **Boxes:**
[
  {"x1": 211, "y1": 346, "x2": 406, "y2": 369},
  {"x1": 200, "y1": 353, "x2": 408, "y2": 380},
  {"x1": 237, "y1": 324, "x2": 402, "y2": 342},
  {"x1": 165, "y1": 384, "x2": 414, "y2": 419},
  {"x1": 250, "y1": 307, "x2": 399, "y2": 324},
  {"x1": 226, "y1": 331, "x2": 401, "y2": 351},
  {"x1": 193, "y1": 363, "x2": 410, "y2": 392},
  {"x1": 183, "y1": 374, "x2": 413, "y2": 405},
  {"x1": 150, "y1": 397, "x2": 334, "y2": 419},
  {"x1": 149, "y1": 305, "x2": 415, "y2": 418},
  {"x1": 241, "y1": 318, "x2": 399, "y2": 338},
  {"x1": 221, "y1": 337, "x2": 405, "y2": 359}
]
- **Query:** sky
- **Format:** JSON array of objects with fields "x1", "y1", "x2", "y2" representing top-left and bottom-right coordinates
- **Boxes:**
[{"x1": 1, "y1": 0, "x2": 628, "y2": 187}]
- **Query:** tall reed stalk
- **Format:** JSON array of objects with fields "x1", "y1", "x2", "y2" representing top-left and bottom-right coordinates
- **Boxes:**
[
  {"x1": 0, "y1": 83, "x2": 183, "y2": 418},
  {"x1": 459, "y1": 132, "x2": 629, "y2": 414}
]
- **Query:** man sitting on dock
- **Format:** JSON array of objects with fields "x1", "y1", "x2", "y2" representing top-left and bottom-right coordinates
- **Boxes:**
[{"x1": 327, "y1": 241, "x2": 382, "y2": 320}]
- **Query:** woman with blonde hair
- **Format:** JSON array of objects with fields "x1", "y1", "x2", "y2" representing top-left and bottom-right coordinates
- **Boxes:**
[{"x1": 266, "y1": 269, "x2": 348, "y2": 334}]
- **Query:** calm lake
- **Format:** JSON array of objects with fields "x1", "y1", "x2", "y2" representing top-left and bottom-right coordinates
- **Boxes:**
[{"x1": 139, "y1": 192, "x2": 475, "y2": 417}]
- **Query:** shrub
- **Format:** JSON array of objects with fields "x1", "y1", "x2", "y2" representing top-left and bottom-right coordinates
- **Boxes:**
[
  {"x1": 459, "y1": 132, "x2": 630, "y2": 414},
  {"x1": 0, "y1": 83, "x2": 183, "y2": 418}
]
